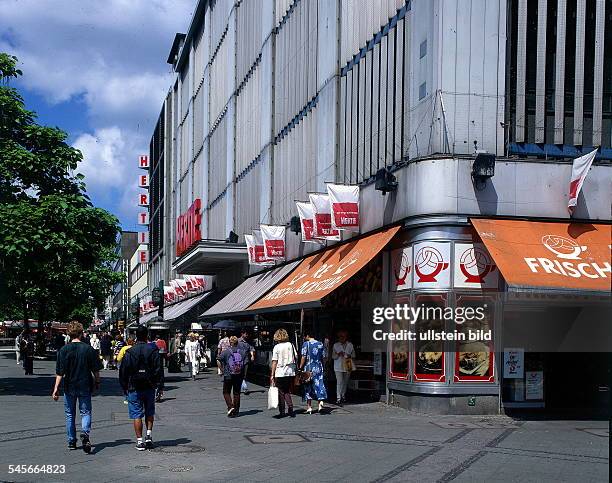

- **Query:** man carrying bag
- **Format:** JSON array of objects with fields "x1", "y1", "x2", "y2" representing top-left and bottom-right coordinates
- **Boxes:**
[{"x1": 119, "y1": 326, "x2": 163, "y2": 451}]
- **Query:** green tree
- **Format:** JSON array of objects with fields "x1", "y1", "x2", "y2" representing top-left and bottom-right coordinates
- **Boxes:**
[{"x1": 0, "y1": 53, "x2": 123, "y2": 328}]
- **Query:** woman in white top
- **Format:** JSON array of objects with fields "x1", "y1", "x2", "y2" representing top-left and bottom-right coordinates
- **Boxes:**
[
  {"x1": 332, "y1": 330, "x2": 355, "y2": 405},
  {"x1": 90, "y1": 333, "x2": 100, "y2": 355},
  {"x1": 184, "y1": 333, "x2": 201, "y2": 380},
  {"x1": 270, "y1": 329, "x2": 296, "y2": 418}
]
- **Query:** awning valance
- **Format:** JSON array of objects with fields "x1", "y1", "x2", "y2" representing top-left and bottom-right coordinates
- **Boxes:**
[
  {"x1": 248, "y1": 226, "x2": 400, "y2": 312},
  {"x1": 471, "y1": 218, "x2": 611, "y2": 293},
  {"x1": 201, "y1": 261, "x2": 300, "y2": 319}
]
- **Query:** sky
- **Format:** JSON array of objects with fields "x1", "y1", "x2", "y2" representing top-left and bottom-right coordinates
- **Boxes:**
[{"x1": 0, "y1": 0, "x2": 194, "y2": 231}]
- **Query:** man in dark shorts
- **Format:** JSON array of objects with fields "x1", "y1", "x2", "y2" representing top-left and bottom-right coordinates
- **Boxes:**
[
  {"x1": 119, "y1": 326, "x2": 163, "y2": 451},
  {"x1": 52, "y1": 321, "x2": 103, "y2": 453},
  {"x1": 217, "y1": 336, "x2": 247, "y2": 417}
]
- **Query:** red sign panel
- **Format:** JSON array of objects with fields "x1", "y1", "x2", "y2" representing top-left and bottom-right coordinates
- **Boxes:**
[{"x1": 176, "y1": 199, "x2": 202, "y2": 257}]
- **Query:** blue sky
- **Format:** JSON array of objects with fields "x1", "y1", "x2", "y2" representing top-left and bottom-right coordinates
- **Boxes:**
[{"x1": 0, "y1": 0, "x2": 193, "y2": 231}]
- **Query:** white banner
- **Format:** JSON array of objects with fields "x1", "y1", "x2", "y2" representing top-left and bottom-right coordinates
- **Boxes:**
[
  {"x1": 327, "y1": 184, "x2": 360, "y2": 231},
  {"x1": 412, "y1": 242, "x2": 451, "y2": 289},
  {"x1": 390, "y1": 246, "x2": 412, "y2": 291},
  {"x1": 309, "y1": 193, "x2": 340, "y2": 240},
  {"x1": 453, "y1": 242, "x2": 499, "y2": 289},
  {"x1": 252, "y1": 230, "x2": 275, "y2": 266},
  {"x1": 261, "y1": 225, "x2": 286, "y2": 260},
  {"x1": 296, "y1": 202, "x2": 324, "y2": 244},
  {"x1": 163, "y1": 285, "x2": 176, "y2": 303},
  {"x1": 568, "y1": 149, "x2": 597, "y2": 213}
]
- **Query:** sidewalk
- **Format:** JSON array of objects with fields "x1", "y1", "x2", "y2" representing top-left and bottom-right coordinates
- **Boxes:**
[{"x1": 0, "y1": 353, "x2": 607, "y2": 482}]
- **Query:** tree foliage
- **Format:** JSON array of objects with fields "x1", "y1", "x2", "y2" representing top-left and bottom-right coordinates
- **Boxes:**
[{"x1": 0, "y1": 53, "x2": 123, "y2": 326}]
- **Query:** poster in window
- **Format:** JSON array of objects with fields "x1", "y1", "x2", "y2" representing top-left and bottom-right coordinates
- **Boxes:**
[
  {"x1": 454, "y1": 296, "x2": 494, "y2": 382},
  {"x1": 414, "y1": 295, "x2": 446, "y2": 382},
  {"x1": 389, "y1": 310, "x2": 410, "y2": 379},
  {"x1": 412, "y1": 242, "x2": 451, "y2": 289},
  {"x1": 503, "y1": 349, "x2": 524, "y2": 379},
  {"x1": 453, "y1": 242, "x2": 499, "y2": 289},
  {"x1": 390, "y1": 246, "x2": 412, "y2": 291},
  {"x1": 525, "y1": 371, "x2": 544, "y2": 400}
]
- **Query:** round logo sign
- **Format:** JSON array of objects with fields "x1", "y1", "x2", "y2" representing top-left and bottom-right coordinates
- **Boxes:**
[
  {"x1": 415, "y1": 246, "x2": 449, "y2": 282},
  {"x1": 541, "y1": 235, "x2": 586, "y2": 260}
]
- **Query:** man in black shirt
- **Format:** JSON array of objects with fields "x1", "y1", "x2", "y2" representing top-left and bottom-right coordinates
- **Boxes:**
[
  {"x1": 52, "y1": 321, "x2": 103, "y2": 453},
  {"x1": 119, "y1": 325, "x2": 163, "y2": 451}
]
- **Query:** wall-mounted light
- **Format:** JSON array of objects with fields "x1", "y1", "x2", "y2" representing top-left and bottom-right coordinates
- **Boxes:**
[
  {"x1": 471, "y1": 152, "x2": 496, "y2": 190},
  {"x1": 289, "y1": 216, "x2": 301, "y2": 234},
  {"x1": 374, "y1": 167, "x2": 398, "y2": 195}
]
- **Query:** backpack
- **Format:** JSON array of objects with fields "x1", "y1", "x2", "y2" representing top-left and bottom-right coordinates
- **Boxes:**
[
  {"x1": 227, "y1": 348, "x2": 244, "y2": 375},
  {"x1": 128, "y1": 345, "x2": 156, "y2": 391}
]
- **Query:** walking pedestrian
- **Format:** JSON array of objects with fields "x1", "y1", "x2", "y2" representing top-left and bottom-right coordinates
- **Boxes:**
[
  {"x1": 112, "y1": 334, "x2": 125, "y2": 370},
  {"x1": 238, "y1": 330, "x2": 255, "y2": 394},
  {"x1": 90, "y1": 333, "x2": 100, "y2": 357},
  {"x1": 332, "y1": 330, "x2": 355, "y2": 405},
  {"x1": 52, "y1": 321, "x2": 102, "y2": 453},
  {"x1": 168, "y1": 332, "x2": 182, "y2": 373},
  {"x1": 270, "y1": 329, "x2": 297, "y2": 418},
  {"x1": 14, "y1": 331, "x2": 22, "y2": 365},
  {"x1": 116, "y1": 337, "x2": 135, "y2": 364},
  {"x1": 119, "y1": 326, "x2": 163, "y2": 451},
  {"x1": 184, "y1": 333, "x2": 201, "y2": 380},
  {"x1": 299, "y1": 331, "x2": 328, "y2": 414},
  {"x1": 217, "y1": 336, "x2": 247, "y2": 417},
  {"x1": 20, "y1": 330, "x2": 35, "y2": 375},
  {"x1": 100, "y1": 332, "x2": 112, "y2": 370}
]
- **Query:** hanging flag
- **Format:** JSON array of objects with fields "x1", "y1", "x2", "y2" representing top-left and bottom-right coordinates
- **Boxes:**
[
  {"x1": 252, "y1": 230, "x2": 275, "y2": 265},
  {"x1": 568, "y1": 149, "x2": 597, "y2": 214},
  {"x1": 163, "y1": 286, "x2": 176, "y2": 303},
  {"x1": 245, "y1": 234, "x2": 257, "y2": 265},
  {"x1": 327, "y1": 183, "x2": 360, "y2": 231},
  {"x1": 260, "y1": 225, "x2": 286, "y2": 260},
  {"x1": 309, "y1": 193, "x2": 341, "y2": 240},
  {"x1": 169, "y1": 279, "x2": 185, "y2": 296},
  {"x1": 183, "y1": 275, "x2": 196, "y2": 291},
  {"x1": 296, "y1": 201, "x2": 325, "y2": 244}
]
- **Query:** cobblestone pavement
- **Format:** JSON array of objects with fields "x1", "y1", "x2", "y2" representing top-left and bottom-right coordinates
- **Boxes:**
[{"x1": 0, "y1": 353, "x2": 608, "y2": 482}]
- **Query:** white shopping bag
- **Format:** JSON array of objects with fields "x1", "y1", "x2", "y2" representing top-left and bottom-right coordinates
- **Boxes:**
[{"x1": 267, "y1": 386, "x2": 279, "y2": 410}]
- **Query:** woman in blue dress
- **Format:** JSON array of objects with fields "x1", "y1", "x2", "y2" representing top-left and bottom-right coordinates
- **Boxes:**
[{"x1": 299, "y1": 331, "x2": 328, "y2": 414}]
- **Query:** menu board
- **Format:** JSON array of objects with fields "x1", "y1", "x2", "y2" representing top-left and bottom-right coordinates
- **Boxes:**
[{"x1": 525, "y1": 371, "x2": 544, "y2": 400}]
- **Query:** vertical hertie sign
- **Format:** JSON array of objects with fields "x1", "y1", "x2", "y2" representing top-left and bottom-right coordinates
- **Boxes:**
[
  {"x1": 137, "y1": 154, "x2": 149, "y2": 264},
  {"x1": 296, "y1": 201, "x2": 324, "y2": 244}
]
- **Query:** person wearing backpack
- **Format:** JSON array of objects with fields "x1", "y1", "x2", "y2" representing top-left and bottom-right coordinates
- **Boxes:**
[
  {"x1": 119, "y1": 326, "x2": 163, "y2": 451},
  {"x1": 216, "y1": 336, "x2": 247, "y2": 417}
]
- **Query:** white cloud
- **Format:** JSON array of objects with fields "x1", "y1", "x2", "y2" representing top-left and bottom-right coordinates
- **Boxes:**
[
  {"x1": 73, "y1": 127, "x2": 127, "y2": 188},
  {"x1": 0, "y1": 0, "x2": 193, "y2": 226}
]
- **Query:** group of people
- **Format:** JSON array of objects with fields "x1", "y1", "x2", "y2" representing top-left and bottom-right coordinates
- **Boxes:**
[
  {"x1": 215, "y1": 328, "x2": 355, "y2": 419},
  {"x1": 52, "y1": 322, "x2": 165, "y2": 452},
  {"x1": 45, "y1": 321, "x2": 354, "y2": 452}
]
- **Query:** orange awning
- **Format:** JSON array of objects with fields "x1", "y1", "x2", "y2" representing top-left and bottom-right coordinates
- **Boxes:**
[
  {"x1": 471, "y1": 219, "x2": 611, "y2": 292},
  {"x1": 248, "y1": 226, "x2": 400, "y2": 311}
]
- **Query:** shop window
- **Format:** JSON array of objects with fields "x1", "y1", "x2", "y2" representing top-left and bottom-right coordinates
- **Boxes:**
[
  {"x1": 389, "y1": 294, "x2": 410, "y2": 379},
  {"x1": 454, "y1": 295, "x2": 495, "y2": 383},
  {"x1": 413, "y1": 294, "x2": 446, "y2": 382}
]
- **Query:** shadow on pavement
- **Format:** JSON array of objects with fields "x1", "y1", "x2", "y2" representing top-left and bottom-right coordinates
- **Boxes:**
[
  {"x1": 0, "y1": 376, "x2": 123, "y2": 397},
  {"x1": 92, "y1": 438, "x2": 132, "y2": 454},
  {"x1": 235, "y1": 409, "x2": 262, "y2": 417}
]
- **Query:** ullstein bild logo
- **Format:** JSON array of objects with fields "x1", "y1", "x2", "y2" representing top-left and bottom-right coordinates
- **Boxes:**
[{"x1": 524, "y1": 235, "x2": 611, "y2": 279}]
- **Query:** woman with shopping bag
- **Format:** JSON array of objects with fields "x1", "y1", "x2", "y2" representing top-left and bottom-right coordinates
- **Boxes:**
[
  {"x1": 269, "y1": 329, "x2": 296, "y2": 418},
  {"x1": 299, "y1": 330, "x2": 328, "y2": 414}
]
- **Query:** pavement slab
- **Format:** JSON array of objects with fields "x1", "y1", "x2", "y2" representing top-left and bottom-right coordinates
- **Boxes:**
[{"x1": 0, "y1": 353, "x2": 608, "y2": 482}]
